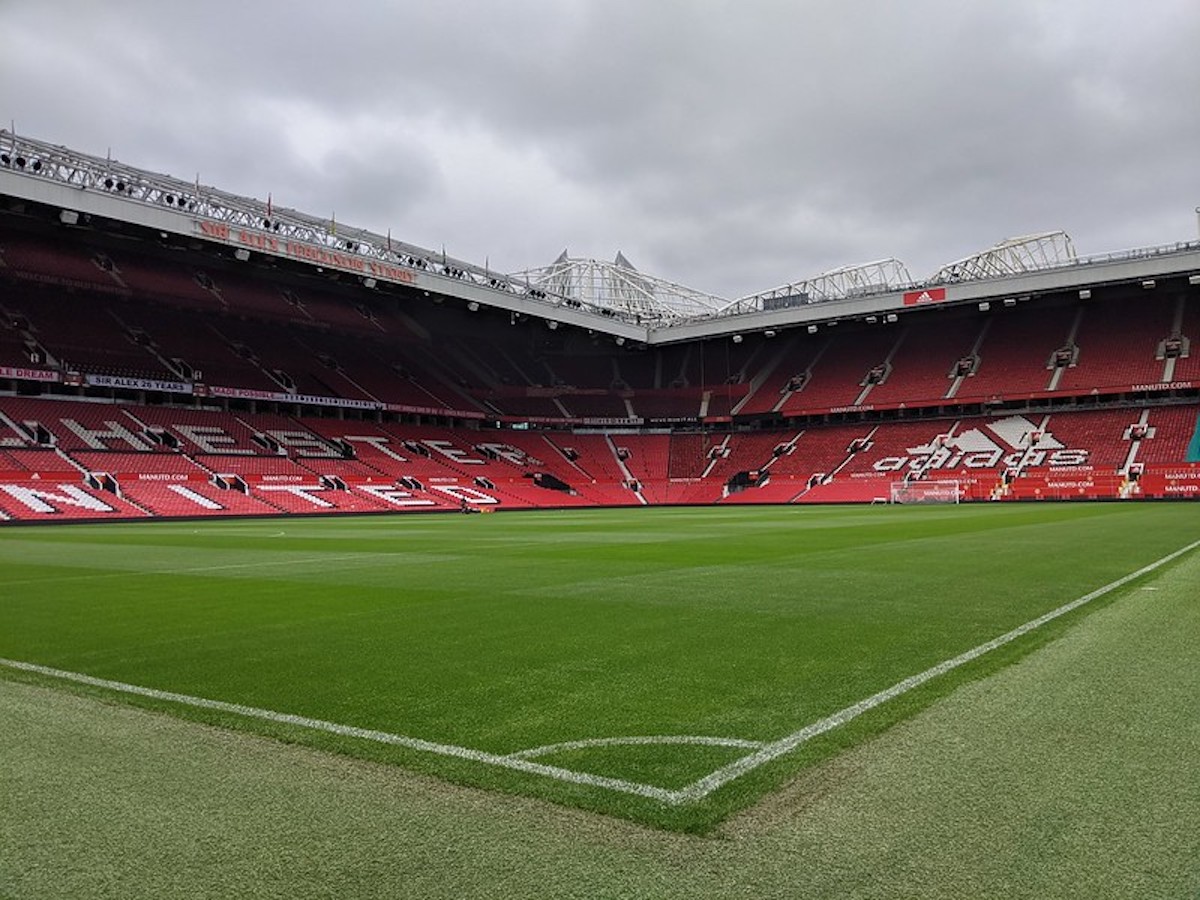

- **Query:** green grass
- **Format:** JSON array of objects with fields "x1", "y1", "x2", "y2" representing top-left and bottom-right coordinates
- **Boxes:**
[{"x1": 1, "y1": 503, "x2": 1197, "y2": 832}]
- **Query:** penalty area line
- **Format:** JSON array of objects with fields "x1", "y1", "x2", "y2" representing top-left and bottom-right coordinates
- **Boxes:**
[
  {"x1": 671, "y1": 536, "x2": 1200, "y2": 806},
  {"x1": 0, "y1": 658, "x2": 677, "y2": 804}
]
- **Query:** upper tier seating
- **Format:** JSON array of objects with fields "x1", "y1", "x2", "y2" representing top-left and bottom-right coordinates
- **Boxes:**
[
  {"x1": 1054, "y1": 297, "x2": 1174, "y2": 392},
  {"x1": 864, "y1": 318, "x2": 981, "y2": 406},
  {"x1": 778, "y1": 330, "x2": 899, "y2": 414},
  {"x1": 956, "y1": 305, "x2": 1077, "y2": 401}
]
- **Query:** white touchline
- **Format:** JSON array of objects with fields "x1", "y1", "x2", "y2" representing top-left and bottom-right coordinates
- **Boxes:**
[
  {"x1": 0, "y1": 657, "x2": 677, "y2": 804},
  {"x1": 1, "y1": 537, "x2": 1195, "y2": 807},
  {"x1": 669, "y1": 536, "x2": 1200, "y2": 805}
]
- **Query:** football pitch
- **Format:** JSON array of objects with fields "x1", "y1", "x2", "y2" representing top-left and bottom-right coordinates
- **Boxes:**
[{"x1": 1, "y1": 502, "x2": 1197, "y2": 833}]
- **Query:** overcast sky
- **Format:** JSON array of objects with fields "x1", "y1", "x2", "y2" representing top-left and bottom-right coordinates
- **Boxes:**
[{"x1": 2, "y1": 0, "x2": 1198, "y2": 299}]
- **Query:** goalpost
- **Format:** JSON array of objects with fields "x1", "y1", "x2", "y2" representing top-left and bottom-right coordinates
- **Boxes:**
[{"x1": 889, "y1": 480, "x2": 962, "y2": 504}]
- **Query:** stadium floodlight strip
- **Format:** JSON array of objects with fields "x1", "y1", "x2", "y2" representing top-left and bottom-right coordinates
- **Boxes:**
[{"x1": 1, "y1": 535, "x2": 1196, "y2": 806}]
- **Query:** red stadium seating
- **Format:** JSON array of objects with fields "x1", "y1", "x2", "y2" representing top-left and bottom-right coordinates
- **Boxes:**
[
  {"x1": 956, "y1": 305, "x2": 1076, "y2": 402},
  {"x1": 2, "y1": 217, "x2": 1199, "y2": 520}
]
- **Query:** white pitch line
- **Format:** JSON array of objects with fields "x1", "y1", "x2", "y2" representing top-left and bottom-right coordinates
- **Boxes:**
[
  {"x1": 3, "y1": 538, "x2": 1195, "y2": 808},
  {"x1": 508, "y1": 735, "x2": 764, "y2": 761},
  {"x1": 670, "y1": 536, "x2": 1200, "y2": 805},
  {"x1": 0, "y1": 657, "x2": 675, "y2": 803}
]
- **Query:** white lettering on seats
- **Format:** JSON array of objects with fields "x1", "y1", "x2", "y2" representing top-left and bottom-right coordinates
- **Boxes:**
[
  {"x1": 423, "y1": 440, "x2": 484, "y2": 465},
  {"x1": 343, "y1": 436, "x2": 410, "y2": 463},
  {"x1": 357, "y1": 485, "x2": 436, "y2": 507},
  {"x1": 59, "y1": 418, "x2": 151, "y2": 451},
  {"x1": 0, "y1": 483, "x2": 115, "y2": 513},
  {"x1": 430, "y1": 484, "x2": 498, "y2": 504},
  {"x1": 873, "y1": 416, "x2": 1089, "y2": 474},
  {"x1": 166, "y1": 484, "x2": 224, "y2": 510},
  {"x1": 173, "y1": 425, "x2": 254, "y2": 455},
  {"x1": 258, "y1": 484, "x2": 335, "y2": 507},
  {"x1": 266, "y1": 430, "x2": 340, "y2": 457},
  {"x1": 476, "y1": 442, "x2": 527, "y2": 465}
]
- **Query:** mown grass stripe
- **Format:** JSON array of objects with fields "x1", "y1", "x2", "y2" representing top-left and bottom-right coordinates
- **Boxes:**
[
  {"x1": 674, "y1": 536, "x2": 1200, "y2": 804},
  {"x1": 0, "y1": 657, "x2": 677, "y2": 803}
]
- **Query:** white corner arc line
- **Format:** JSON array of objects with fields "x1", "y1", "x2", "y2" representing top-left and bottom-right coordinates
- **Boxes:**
[
  {"x1": 2, "y1": 538, "x2": 1195, "y2": 808},
  {"x1": 671, "y1": 536, "x2": 1200, "y2": 806},
  {"x1": 0, "y1": 658, "x2": 676, "y2": 804},
  {"x1": 508, "y1": 735, "x2": 765, "y2": 761}
]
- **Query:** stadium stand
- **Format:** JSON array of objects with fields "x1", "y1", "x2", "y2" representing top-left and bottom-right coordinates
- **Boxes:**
[
  {"x1": 778, "y1": 330, "x2": 899, "y2": 415},
  {"x1": 1054, "y1": 296, "x2": 1176, "y2": 393},
  {"x1": 2, "y1": 137, "x2": 1198, "y2": 521},
  {"x1": 956, "y1": 305, "x2": 1077, "y2": 401}
]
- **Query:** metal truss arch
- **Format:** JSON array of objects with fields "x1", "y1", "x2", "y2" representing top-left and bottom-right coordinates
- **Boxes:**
[
  {"x1": 929, "y1": 231, "x2": 1077, "y2": 284},
  {"x1": 511, "y1": 252, "x2": 727, "y2": 324},
  {"x1": 723, "y1": 258, "x2": 914, "y2": 315}
]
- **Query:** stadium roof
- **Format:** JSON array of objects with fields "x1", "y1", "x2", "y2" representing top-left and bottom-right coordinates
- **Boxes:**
[
  {"x1": 511, "y1": 251, "x2": 728, "y2": 323},
  {"x1": 2, "y1": 128, "x2": 1199, "y2": 344}
]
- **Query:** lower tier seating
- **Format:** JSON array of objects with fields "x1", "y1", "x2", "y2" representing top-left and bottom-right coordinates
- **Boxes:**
[{"x1": 0, "y1": 396, "x2": 1196, "y2": 520}]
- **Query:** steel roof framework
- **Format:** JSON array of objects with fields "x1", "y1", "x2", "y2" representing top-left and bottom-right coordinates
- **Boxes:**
[
  {"x1": 0, "y1": 129, "x2": 546, "y2": 303},
  {"x1": 512, "y1": 251, "x2": 728, "y2": 323},
  {"x1": 928, "y1": 231, "x2": 1077, "y2": 284},
  {"x1": 720, "y1": 258, "x2": 915, "y2": 317},
  {"x1": 2, "y1": 130, "x2": 1197, "y2": 337}
]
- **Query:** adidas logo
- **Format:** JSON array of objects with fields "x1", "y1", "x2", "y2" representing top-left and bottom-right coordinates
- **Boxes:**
[{"x1": 872, "y1": 416, "x2": 1090, "y2": 473}]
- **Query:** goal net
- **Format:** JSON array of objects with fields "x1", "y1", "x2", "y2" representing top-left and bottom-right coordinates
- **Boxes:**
[{"x1": 889, "y1": 480, "x2": 962, "y2": 504}]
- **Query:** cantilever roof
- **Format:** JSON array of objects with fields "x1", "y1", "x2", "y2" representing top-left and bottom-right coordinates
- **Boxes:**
[
  {"x1": 511, "y1": 251, "x2": 728, "y2": 324},
  {"x1": 2, "y1": 129, "x2": 1198, "y2": 339}
]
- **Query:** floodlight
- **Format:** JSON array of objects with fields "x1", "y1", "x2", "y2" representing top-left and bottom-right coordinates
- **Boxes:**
[
  {"x1": 731, "y1": 334, "x2": 743, "y2": 344},
  {"x1": 1003, "y1": 298, "x2": 1017, "y2": 307},
  {"x1": 234, "y1": 248, "x2": 251, "y2": 262},
  {"x1": 885, "y1": 314, "x2": 898, "y2": 323},
  {"x1": 1189, "y1": 274, "x2": 1200, "y2": 285},
  {"x1": 467, "y1": 301, "x2": 480, "y2": 312},
  {"x1": 1142, "y1": 280, "x2": 1156, "y2": 289},
  {"x1": 764, "y1": 330, "x2": 776, "y2": 338},
  {"x1": 978, "y1": 301, "x2": 990, "y2": 311},
  {"x1": 1078, "y1": 289, "x2": 1091, "y2": 299},
  {"x1": 59, "y1": 210, "x2": 79, "y2": 226},
  {"x1": 547, "y1": 320, "x2": 559, "y2": 330},
  {"x1": 615, "y1": 336, "x2": 625, "y2": 346},
  {"x1": 363, "y1": 277, "x2": 377, "y2": 289},
  {"x1": 807, "y1": 324, "x2": 818, "y2": 334}
]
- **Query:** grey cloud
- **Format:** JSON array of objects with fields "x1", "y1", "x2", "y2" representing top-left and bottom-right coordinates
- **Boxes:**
[{"x1": 2, "y1": 0, "x2": 1197, "y2": 298}]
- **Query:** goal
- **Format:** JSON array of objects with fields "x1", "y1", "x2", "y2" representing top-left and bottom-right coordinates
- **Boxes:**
[{"x1": 889, "y1": 480, "x2": 962, "y2": 504}]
